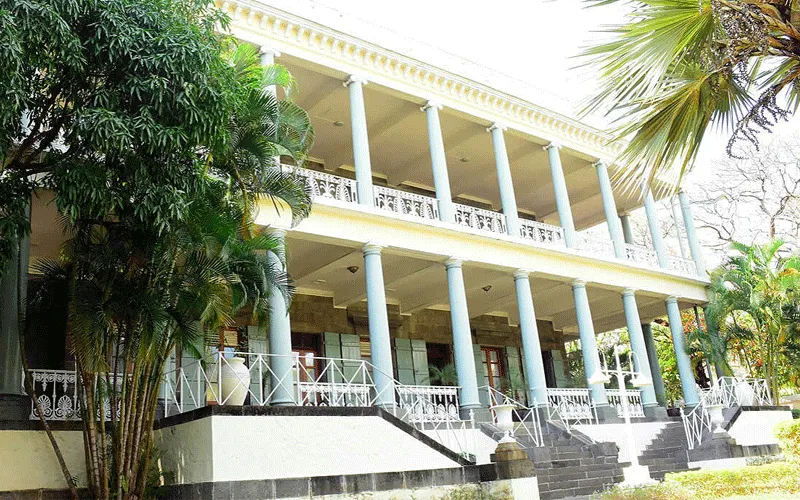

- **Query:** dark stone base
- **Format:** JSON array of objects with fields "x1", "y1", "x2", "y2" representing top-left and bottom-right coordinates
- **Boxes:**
[
  {"x1": 643, "y1": 405, "x2": 669, "y2": 421},
  {"x1": 0, "y1": 393, "x2": 29, "y2": 421},
  {"x1": 594, "y1": 405, "x2": 623, "y2": 423}
]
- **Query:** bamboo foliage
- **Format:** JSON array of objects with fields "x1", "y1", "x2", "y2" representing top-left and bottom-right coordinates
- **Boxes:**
[{"x1": 583, "y1": 0, "x2": 800, "y2": 194}]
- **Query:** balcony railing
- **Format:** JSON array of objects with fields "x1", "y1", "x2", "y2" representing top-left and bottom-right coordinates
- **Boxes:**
[
  {"x1": 520, "y1": 219, "x2": 565, "y2": 246},
  {"x1": 625, "y1": 243, "x2": 659, "y2": 268},
  {"x1": 606, "y1": 389, "x2": 645, "y2": 419},
  {"x1": 289, "y1": 165, "x2": 700, "y2": 278},
  {"x1": 373, "y1": 185, "x2": 439, "y2": 221},
  {"x1": 454, "y1": 203, "x2": 506, "y2": 234}
]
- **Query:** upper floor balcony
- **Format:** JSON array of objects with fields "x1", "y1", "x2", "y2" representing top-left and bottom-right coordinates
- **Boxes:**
[{"x1": 289, "y1": 165, "x2": 699, "y2": 278}]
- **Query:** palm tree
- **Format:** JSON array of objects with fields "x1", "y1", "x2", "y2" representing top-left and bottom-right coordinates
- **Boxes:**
[
  {"x1": 29, "y1": 45, "x2": 313, "y2": 499},
  {"x1": 583, "y1": 1, "x2": 800, "y2": 192},
  {"x1": 704, "y1": 240, "x2": 800, "y2": 399}
]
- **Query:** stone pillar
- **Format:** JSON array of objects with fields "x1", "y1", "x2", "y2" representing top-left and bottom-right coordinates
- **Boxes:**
[
  {"x1": 344, "y1": 75, "x2": 374, "y2": 206},
  {"x1": 642, "y1": 323, "x2": 667, "y2": 406},
  {"x1": 670, "y1": 196, "x2": 689, "y2": 259},
  {"x1": 703, "y1": 307, "x2": 725, "y2": 379},
  {"x1": 666, "y1": 297, "x2": 700, "y2": 406},
  {"x1": 621, "y1": 290, "x2": 658, "y2": 408},
  {"x1": 445, "y1": 258, "x2": 481, "y2": 411},
  {"x1": 422, "y1": 101, "x2": 455, "y2": 222},
  {"x1": 643, "y1": 189, "x2": 670, "y2": 269},
  {"x1": 258, "y1": 46, "x2": 281, "y2": 92},
  {"x1": 487, "y1": 123, "x2": 520, "y2": 237},
  {"x1": 267, "y1": 230, "x2": 295, "y2": 405},
  {"x1": 620, "y1": 213, "x2": 634, "y2": 244},
  {"x1": 363, "y1": 243, "x2": 395, "y2": 408},
  {"x1": 678, "y1": 190, "x2": 706, "y2": 276},
  {"x1": 545, "y1": 143, "x2": 576, "y2": 248},
  {"x1": 594, "y1": 161, "x2": 626, "y2": 258},
  {"x1": 571, "y1": 280, "x2": 608, "y2": 407},
  {"x1": 513, "y1": 270, "x2": 548, "y2": 408}
]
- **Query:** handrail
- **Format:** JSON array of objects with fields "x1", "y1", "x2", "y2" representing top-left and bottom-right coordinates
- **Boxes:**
[
  {"x1": 373, "y1": 185, "x2": 439, "y2": 221},
  {"x1": 545, "y1": 388, "x2": 598, "y2": 432},
  {"x1": 483, "y1": 385, "x2": 544, "y2": 447},
  {"x1": 520, "y1": 219, "x2": 565, "y2": 247},
  {"x1": 453, "y1": 203, "x2": 507, "y2": 235}
]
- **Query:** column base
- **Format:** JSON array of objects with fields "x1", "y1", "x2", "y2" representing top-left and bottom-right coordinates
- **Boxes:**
[
  {"x1": 594, "y1": 404, "x2": 624, "y2": 423},
  {"x1": 0, "y1": 393, "x2": 29, "y2": 421},
  {"x1": 460, "y1": 406, "x2": 492, "y2": 423},
  {"x1": 642, "y1": 404, "x2": 669, "y2": 421}
]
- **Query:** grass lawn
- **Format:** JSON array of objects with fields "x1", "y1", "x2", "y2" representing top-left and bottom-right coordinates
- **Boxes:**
[{"x1": 599, "y1": 462, "x2": 800, "y2": 499}]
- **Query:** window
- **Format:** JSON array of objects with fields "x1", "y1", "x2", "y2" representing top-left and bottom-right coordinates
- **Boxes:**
[
  {"x1": 481, "y1": 346, "x2": 504, "y2": 390},
  {"x1": 293, "y1": 349, "x2": 318, "y2": 383}
]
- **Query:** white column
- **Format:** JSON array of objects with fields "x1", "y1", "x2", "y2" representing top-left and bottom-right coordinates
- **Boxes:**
[
  {"x1": 267, "y1": 229, "x2": 294, "y2": 405},
  {"x1": 422, "y1": 101, "x2": 455, "y2": 222},
  {"x1": 594, "y1": 160, "x2": 626, "y2": 258},
  {"x1": 344, "y1": 75, "x2": 374, "y2": 206},
  {"x1": 363, "y1": 243, "x2": 395, "y2": 408},
  {"x1": 488, "y1": 123, "x2": 520, "y2": 236},
  {"x1": 643, "y1": 189, "x2": 670, "y2": 269},
  {"x1": 545, "y1": 142, "x2": 577, "y2": 247},
  {"x1": 445, "y1": 258, "x2": 481, "y2": 410},
  {"x1": 670, "y1": 196, "x2": 689, "y2": 259}
]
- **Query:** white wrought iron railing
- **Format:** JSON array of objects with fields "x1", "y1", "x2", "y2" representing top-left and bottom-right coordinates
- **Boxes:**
[
  {"x1": 396, "y1": 384, "x2": 460, "y2": 423},
  {"x1": 606, "y1": 389, "x2": 645, "y2": 419},
  {"x1": 669, "y1": 255, "x2": 698, "y2": 277},
  {"x1": 28, "y1": 369, "x2": 80, "y2": 421},
  {"x1": 414, "y1": 410, "x2": 477, "y2": 461},
  {"x1": 624, "y1": 243, "x2": 659, "y2": 268},
  {"x1": 453, "y1": 203, "x2": 507, "y2": 235},
  {"x1": 700, "y1": 377, "x2": 772, "y2": 408},
  {"x1": 680, "y1": 402, "x2": 712, "y2": 451},
  {"x1": 576, "y1": 233, "x2": 616, "y2": 258},
  {"x1": 290, "y1": 166, "x2": 358, "y2": 204},
  {"x1": 546, "y1": 388, "x2": 597, "y2": 429},
  {"x1": 519, "y1": 219, "x2": 565, "y2": 247},
  {"x1": 484, "y1": 386, "x2": 544, "y2": 448},
  {"x1": 373, "y1": 185, "x2": 439, "y2": 220}
]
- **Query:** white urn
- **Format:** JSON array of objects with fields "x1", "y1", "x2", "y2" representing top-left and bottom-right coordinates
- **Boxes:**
[
  {"x1": 491, "y1": 403, "x2": 516, "y2": 443},
  {"x1": 707, "y1": 403, "x2": 725, "y2": 433},
  {"x1": 734, "y1": 381, "x2": 756, "y2": 406},
  {"x1": 219, "y1": 357, "x2": 251, "y2": 405}
]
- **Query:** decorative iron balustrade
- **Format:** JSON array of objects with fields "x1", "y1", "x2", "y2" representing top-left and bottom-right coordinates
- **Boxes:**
[
  {"x1": 576, "y1": 233, "x2": 616, "y2": 258},
  {"x1": 700, "y1": 377, "x2": 772, "y2": 408},
  {"x1": 624, "y1": 243, "x2": 659, "y2": 268},
  {"x1": 396, "y1": 385, "x2": 459, "y2": 423},
  {"x1": 680, "y1": 401, "x2": 713, "y2": 450},
  {"x1": 290, "y1": 166, "x2": 358, "y2": 204},
  {"x1": 606, "y1": 389, "x2": 645, "y2": 419},
  {"x1": 520, "y1": 219, "x2": 565, "y2": 247},
  {"x1": 546, "y1": 388, "x2": 597, "y2": 425},
  {"x1": 453, "y1": 203, "x2": 507, "y2": 234},
  {"x1": 28, "y1": 369, "x2": 80, "y2": 421},
  {"x1": 669, "y1": 255, "x2": 697, "y2": 277},
  {"x1": 485, "y1": 386, "x2": 544, "y2": 447},
  {"x1": 373, "y1": 185, "x2": 439, "y2": 221}
]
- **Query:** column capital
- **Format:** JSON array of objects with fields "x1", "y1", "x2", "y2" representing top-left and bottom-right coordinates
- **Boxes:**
[
  {"x1": 666, "y1": 295, "x2": 679, "y2": 304},
  {"x1": 445, "y1": 257, "x2": 464, "y2": 269},
  {"x1": 571, "y1": 279, "x2": 587, "y2": 288},
  {"x1": 344, "y1": 75, "x2": 368, "y2": 87},
  {"x1": 513, "y1": 269, "x2": 532, "y2": 279},
  {"x1": 421, "y1": 100, "x2": 443, "y2": 112},
  {"x1": 544, "y1": 141, "x2": 561, "y2": 151},
  {"x1": 487, "y1": 122, "x2": 507, "y2": 133},
  {"x1": 618, "y1": 211, "x2": 630, "y2": 217},
  {"x1": 622, "y1": 288, "x2": 637, "y2": 297},
  {"x1": 363, "y1": 242, "x2": 383, "y2": 255},
  {"x1": 259, "y1": 46, "x2": 282, "y2": 58},
  {"x1": 592, "y1": 159, "x2": 610, "y2": 169}
]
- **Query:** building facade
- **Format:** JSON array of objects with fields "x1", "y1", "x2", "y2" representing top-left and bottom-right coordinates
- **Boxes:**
[{"x1": 4, "y1": 1, "x2": 711, "y2": 424}]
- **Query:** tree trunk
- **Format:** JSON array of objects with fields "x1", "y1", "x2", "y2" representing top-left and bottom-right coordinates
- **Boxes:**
[{"x1": 15, "y1": 237, "x2": 79, "y2": 500}]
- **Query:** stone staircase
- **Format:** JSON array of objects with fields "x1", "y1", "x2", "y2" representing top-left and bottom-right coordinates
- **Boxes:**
[
  {"x1": 481, "y1": 421, "x2": 627, "y2": 499},
  {"x1": 637, "y1": 418, "x2": 696, "y2": 480}
]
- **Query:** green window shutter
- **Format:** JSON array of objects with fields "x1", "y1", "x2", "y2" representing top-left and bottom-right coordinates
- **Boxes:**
[
  {"x1": 411, "y1": 340, "x2": 429, "y2": 386},
  {"x1": 473, "y1": 344, "x2": 489, "y2": 407},
  {"x1": 324, "y1": 332, "x2": 343, "y2": 383},
  {"x1": 552, "y1": 349, "x2": 567, "y2": 388},
  {"x1": 340, "y1": 333, "x2": 362, "y2": 383},
  {"x1": 395, "y1": 339, "x2": 416, "y2": 385},
  {"x1": 505, "y1": 346, "x2": 524, "y2": 402}
]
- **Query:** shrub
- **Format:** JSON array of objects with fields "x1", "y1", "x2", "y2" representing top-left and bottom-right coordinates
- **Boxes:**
[{"x1": 775, "y1": 419, "x2": 800, "y2": 461}]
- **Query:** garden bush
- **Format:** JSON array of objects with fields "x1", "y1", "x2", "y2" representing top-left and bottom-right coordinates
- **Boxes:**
[{"x1": 775, "y1": 419, "x2": 800, "y2": 461}]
